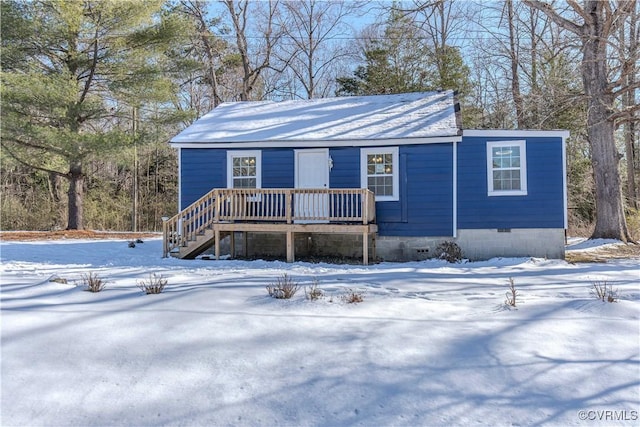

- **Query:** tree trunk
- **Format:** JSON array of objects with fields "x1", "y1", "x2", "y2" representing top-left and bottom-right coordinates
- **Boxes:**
[
  {"x1": 625, "y1": 100, "x2": 638, "y2": 210},
  {"x1": 582, "y1": 1, "x2": 631, "y2": 241},
  {"x1": 523, "y1": 0, "x2": 635, "y2": 242},
  {"x1": 67, "y1": 161, "x2": 84, "y2": 230},
  {"x1": 506, "y1": 0, "x2": 524, "y2": 128},
  {"x1": 623, "y1": 7, "x2": 638, "y2": 209}
]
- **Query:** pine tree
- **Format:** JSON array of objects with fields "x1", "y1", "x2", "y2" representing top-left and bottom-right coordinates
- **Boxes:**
[{"x1": 1, "y1": 0, "x2": 179, "y2": 230}]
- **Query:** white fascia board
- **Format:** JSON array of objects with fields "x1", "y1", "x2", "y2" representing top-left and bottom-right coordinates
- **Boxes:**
[
  {"x1": 169, "y1": 135, "x2": 462, "y2": 149},
  {"x1": 464, "y1": 129, "x2": 570, "y2": 139}
]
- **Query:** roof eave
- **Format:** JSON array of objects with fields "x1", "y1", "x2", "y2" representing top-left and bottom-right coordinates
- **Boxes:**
[{"x1": 169, "y1": 135, "x2": 463, "y2": 149}]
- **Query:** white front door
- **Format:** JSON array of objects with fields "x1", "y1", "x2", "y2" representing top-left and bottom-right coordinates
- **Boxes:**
[{"x1": 294, "y1": 149, "x2": 330, "y2": 222}]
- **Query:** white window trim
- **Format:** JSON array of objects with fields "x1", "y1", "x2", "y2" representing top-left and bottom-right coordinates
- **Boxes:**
[
  {"x1": 487, "y1": 140, "x2": 527, "y2": 196},
  {"x1": 226, "y1": 150, "x2": 262, "y2": 189},
  {"x1": 360, "y1": 147, "x2": 399, "y2": 201}
]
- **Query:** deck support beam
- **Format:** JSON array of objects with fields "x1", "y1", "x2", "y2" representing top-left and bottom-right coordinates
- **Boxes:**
[
  {"x1": 214, "y1": 229, "x2": 220, "y2": 260},
  {"x1": 362, "y1": 231, "x2": 369, "y2": 265}
]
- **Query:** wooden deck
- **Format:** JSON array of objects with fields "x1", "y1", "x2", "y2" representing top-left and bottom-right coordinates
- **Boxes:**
[{"x1": 162, "y1": 188, "x2": 377, "y2": 264}]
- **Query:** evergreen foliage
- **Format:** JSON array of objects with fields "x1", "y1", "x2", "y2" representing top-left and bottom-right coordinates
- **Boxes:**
[{"x1": 1, "y1": 0, "x2": 182, "y2": 230}]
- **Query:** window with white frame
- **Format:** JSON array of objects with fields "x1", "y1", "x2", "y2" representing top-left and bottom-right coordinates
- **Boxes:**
[
  {"x1": 487, "y1": 140, "x2": 527, "y2": 196},
  {"x1": 361, "y1": 147, "x2": 399, "y2": 201},
  {"x1": 227, "y1": 150, "x2": 262, "y2": 189}
]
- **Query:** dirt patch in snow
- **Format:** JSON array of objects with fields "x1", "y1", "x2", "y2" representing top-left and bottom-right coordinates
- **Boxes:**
[
  {"x1": 566, "y1": 243, "x2": 640, "y2": 263},
  {"x1": 0, "y1": 230, "x2": 160, "y2": 241}
]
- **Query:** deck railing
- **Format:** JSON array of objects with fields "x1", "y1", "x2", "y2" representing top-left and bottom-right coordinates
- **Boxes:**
[{"x1": 163, "y1": 188, "x2": 376, "y2": 257}]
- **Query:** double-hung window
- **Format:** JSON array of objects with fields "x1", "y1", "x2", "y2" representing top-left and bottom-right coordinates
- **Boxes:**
[
  {"x1": 361, "y1": 147, "x2": 399, "y2": 201},
  {"x1": 227, "y1": 150, "x2": 262, "y2": 189},
  {"x1": 487, "y1": 141, "x2": 527, "y2": 196}
]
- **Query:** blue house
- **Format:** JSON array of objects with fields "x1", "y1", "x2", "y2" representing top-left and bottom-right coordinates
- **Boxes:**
[{"x1": 165, "y1": 91, "x2": 568, "y2": 262}]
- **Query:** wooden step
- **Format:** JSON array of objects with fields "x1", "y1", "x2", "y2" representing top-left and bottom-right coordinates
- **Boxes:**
[{"x1": 177, "y1": 229, "x2": 216, "y2": 259}]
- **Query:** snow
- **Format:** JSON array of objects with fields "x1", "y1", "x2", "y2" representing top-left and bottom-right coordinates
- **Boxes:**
[
  {"x1": 170, "y1": 91, "x2": 459, "y2": 144},
  {"x1": 1, "y1": 238, "x2": 639, "y2": 426},
  {"x1": 566, "y1": 237, "x2": 625, "y2": 251}
]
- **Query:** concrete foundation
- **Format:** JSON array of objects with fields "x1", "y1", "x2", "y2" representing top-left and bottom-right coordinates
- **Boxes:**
[{"x1": 454, "y1": 228, "x2": 566, "y2": 261}]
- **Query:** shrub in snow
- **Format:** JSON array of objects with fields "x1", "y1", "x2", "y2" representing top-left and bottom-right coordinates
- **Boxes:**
[
  {"x1": 266, "y1": 274, "x2": 299, "y2": 299},
  {"x1": 82, "y1": 272, "x2": 107, "y2": 293},
  {"x1": 435, "y1": 241, "x2": 463, "y2": 263},
  {"x1": 505, "y1": 277, "x2": 518, "y2": 307},
  {"x1": 341, "y1": 288, "x2": 364, "y2": 304},
  {"x1": 305, "y1": 280, "x2": 324, "y2": 301},
  {"x1": 137, "y1": 274, "x2": 168, "y2": 295},
  {"x1": 591, "y1": 281, "x2": 618, "y2": 303}
]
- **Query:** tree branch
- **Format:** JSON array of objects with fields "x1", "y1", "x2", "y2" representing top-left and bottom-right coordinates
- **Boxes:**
[
  {"x1": 79, "y1": 27, "x2": 100, "y2": 106},
  {"x1": 1, "y1": 142, "x2": 68, "y2": 178},
  {"x1": 611, "y1": 78, "x2": 640, "y2": 97},
  {"x1": 610, "y1": 103, "x2": 640, "y2": 124},
  {"x1": 2, "y1": 133, "x2": 71, "y2": 158},
  {"x1": 566, "y1": 0, "x2": 592, "y2": 24},
  {"x1": 523, "y1": 0, "x2": 584, "y2": 36}
]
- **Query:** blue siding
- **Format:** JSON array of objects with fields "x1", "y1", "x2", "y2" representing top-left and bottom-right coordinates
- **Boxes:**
[
  {"x1": 457, "y1": 136, "x2": 565, "y2": 229},
  {"x1": 329, "y1": 148, "x2": 360, "y2": 188},
  {"x1": 380, "y1": 144, "x2": 453, "y2": 236},
  {"x1": 180, "y1": 149, "x2": 226, "y2": 209},
  {"x1": 263, "y1": 149, "x2": 294, "y2": 188}
]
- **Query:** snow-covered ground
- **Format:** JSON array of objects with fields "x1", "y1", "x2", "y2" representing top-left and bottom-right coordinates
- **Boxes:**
[{"x1": 1, "y1": 238, "x2": 639, "y2": 426}]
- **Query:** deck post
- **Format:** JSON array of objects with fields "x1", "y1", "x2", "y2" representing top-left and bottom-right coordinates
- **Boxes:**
[
  {"x1": 286, "y1": 231, "x2": 294, "y2": 262},
  {"x1": 162, "y1": 218, "x2": 168, "y2": 258},
  {"x1": 362, "y1": 231, "x2": 369, "y2": 265},
  {"x1": 214, "y1": 190, "x2": 220, "y2": 223},
  {"x1": 363, "y1": 190, "x2": 368, "y2": 225},
  {"x1": 286, "y1": 190, "x2": 292, "y2": 224},
  {"x1": 214, "y1": 229, "x2": 220, "y2": 260}
]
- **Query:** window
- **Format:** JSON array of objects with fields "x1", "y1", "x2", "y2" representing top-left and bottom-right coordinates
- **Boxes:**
[
  {"x1": 227, "y1": 150, "x2": 262, "y2": 189},
  {"x1": 361, "y1": 147, "x2": 399, "y2": 201},
  {"x1": 487, "y1": 141, "x2": 527, "y2": 196}
]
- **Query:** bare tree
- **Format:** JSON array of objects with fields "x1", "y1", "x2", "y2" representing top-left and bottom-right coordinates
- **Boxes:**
[
  {"x1": 504, "y1": 0, "x2": 525, "y2": 127},
  {"x1": 223, "y1": 0, "x2": 281, "y2": 101},
  {"x1": 525, "y1": 0, "x2": 638, "y2": 242},
  {"x1": 179, "y1": 0, "x2": 226, "y2": 109},
  {"x1": 278, "y1": 0, "x2": 363, "y2": 99},
  {"x1": 410, "y1": 0, "x2": 473, "y2": 96}
]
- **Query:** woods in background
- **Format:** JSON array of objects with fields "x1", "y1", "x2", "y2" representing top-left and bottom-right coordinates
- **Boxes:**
[{"x1": 1, "y1": 0, "x2": 638, "y2": 239}]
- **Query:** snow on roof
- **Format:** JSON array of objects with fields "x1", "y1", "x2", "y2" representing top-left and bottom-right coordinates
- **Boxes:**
[{"x1": 170, "y1": 91, "x2": 460, "y2": 144}]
